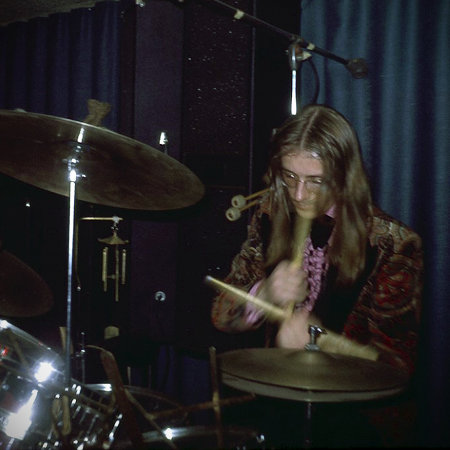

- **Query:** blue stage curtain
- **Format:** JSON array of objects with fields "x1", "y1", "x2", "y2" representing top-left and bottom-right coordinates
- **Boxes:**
[
  {"x1": 0, "y1": 0, "x2": 121, "y2": 129},
  {"x1": 300, "y1": 0, "x2": 450, "y2": 445},
  {"x1": 0, "y1": 0, "x2": 124, "y2": 390}
]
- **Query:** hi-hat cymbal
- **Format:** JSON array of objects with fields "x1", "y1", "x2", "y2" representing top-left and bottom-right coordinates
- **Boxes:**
[
  {"x1": 0, "y1": 110, "x2": 205, "y2": 211},
  {"x1": 0, "y1": 249, "x2": 53, "y2": 317},
  {"x1": 219, "y1": 348, "x2": 409, "y2": 403}
]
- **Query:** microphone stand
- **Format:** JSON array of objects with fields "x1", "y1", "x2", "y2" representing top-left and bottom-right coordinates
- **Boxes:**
[
  {"x1": 196, "y1": 0, "x2": 368, "y2": 79},
  {"x1": 288, "y1": 42, "x2": 312, "y2": 115}
]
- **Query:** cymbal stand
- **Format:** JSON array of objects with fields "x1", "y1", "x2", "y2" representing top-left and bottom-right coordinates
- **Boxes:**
[
  {"x1": 63, "y1": 134, "x2": 88, "y2": 388},
  {"x1": 301, "y1": 325, "x2": 327, "y2": 448},
  {"x1": 209, "y1": 347, "x2": 224, "y2": 448}
]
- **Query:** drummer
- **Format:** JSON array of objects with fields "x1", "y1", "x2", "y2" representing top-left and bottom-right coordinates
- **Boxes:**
[{"x1": 211, "y1": 104, "x2": 423, "y2": 446}]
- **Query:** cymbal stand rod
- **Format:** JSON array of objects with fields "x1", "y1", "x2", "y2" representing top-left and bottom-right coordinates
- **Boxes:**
[
  {"x1": 303, "y1": 401, "x2": 313, "y2": 449},
  {"x1": 64, "y1": 165, "x2": 77, "y2": 387},
  {"x1": 209, "y1": 346, "x2": 224, "y2": 449},
  {"x1": 64, "y1": 135, "x2": 87, "y2": 388}
]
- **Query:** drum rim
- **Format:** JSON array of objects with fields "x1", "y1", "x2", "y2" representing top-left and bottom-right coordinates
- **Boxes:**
[
  {"x1": 141, "y1": 424, "x2": 262, "y2": 444},
  {"x1": 0, "y1": 319, "x2": 63, "y2": 365},
  {"x1": 86, "y1": 383, "x2": 185, "y2": 406}
]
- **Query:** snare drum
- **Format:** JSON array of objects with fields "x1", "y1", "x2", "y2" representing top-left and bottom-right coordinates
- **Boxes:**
[
  {"x1": 0, "y1": 319, "x2": 63, "y2": 448},
  {"x1": 0, "y1": 321, "x2": 121, "y2": 449},
  {"x1": 42, "y1": 380, "x2": 122, "y2": 449}
]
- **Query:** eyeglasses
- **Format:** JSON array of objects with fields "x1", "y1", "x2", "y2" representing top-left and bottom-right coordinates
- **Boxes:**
[{"x1": 280, "y1": 169, "x2": 327, "y2": 192}]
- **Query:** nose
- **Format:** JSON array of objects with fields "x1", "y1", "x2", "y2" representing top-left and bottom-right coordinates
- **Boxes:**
[{"x1": 293, "y1": 179, "x2": 308, "y2": 200}]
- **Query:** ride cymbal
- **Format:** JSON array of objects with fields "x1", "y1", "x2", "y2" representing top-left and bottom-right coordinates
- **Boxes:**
[
  {"x1": 0, "y1": 250, "x2": 53, "y2": 317},
  {"x1": 219, "y1": 348, "x2": 409, "y2": 403},
  {"x1": 0, "y1": 110, "x2": 205, "y2": 211}
]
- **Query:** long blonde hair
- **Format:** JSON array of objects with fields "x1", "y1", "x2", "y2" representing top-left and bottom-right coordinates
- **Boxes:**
[{"x1": 264, "y1": 104, "x2": 373, "y2": 286}]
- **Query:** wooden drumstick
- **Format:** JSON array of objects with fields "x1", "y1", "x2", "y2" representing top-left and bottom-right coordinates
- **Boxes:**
[
  {"x1": 226, "y1": 198, "x2": 260, "y2": 221},
  {"x1": 291, "y1": 215, "x2": 313, "y2": 268},
  {"x1": 206, "y1": 276, "x2": 379, "y2": 361},
  {"x1": 286, "y1": 215, "x2": 313, "y2": 315},
  {"x1": 231, "y1": 188, "x2": 270, "y2": 208},
  {"x1": 226, "y1": 188, "x2": 270, "y2": 221},
  {"x1": 205, "y1": 275, "x2": 288, "y2": 322}
]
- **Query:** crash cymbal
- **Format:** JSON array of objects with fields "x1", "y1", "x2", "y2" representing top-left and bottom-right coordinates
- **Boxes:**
[
  {"x1": 0, "y1": 110, "x2": 205, "y2": 211},
  {"x1": 219, "y1": 348, "x2": 409, "y2": 403},
  {"x1": 0, "y1": 250, "x2": 53, "y2": 317}
]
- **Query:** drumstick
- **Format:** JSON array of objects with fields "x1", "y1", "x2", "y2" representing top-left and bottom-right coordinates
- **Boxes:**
[
  {"x1": 291, "y1": 215, "x2": 312, "y2": 268},
  {"x1": 231, "y1": 188, "x2": 270, "y2": 208},
  {"x1": 226, "y1": 199, "x2": 260, "y2": 221},
  {"x1": 206, "y1": 276, "x2": 379, "y2": 361},
  {"x1": 288, "y1": 218, "x2": 377, "y2": 360},
  {"x1": 285, "y1": 215, "x2": 312, "y2": 315},
  {"x1": 226, "y1": 188, "x2": 270, "y2": 221},
  {"x1": 205, "y1": 275, "x2": 288, "y2": 322}
]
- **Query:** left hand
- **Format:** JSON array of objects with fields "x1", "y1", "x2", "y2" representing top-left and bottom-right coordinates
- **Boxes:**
[{"x1": 275, "y1": 307, "x2": 311, "y2": 349}]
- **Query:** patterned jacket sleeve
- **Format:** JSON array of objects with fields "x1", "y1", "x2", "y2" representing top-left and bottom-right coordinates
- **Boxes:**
[
  {"x1": 343, "y1": 212, "x2": 424, "y2": 375},
  {"x1": 211, "y1": 206, "x2": 267, "y2": 332}
]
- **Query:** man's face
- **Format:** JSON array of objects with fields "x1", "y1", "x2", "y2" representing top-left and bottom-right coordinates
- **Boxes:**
[{"x1": 280, "y1": 151, "x2": 331, "y2": 219}]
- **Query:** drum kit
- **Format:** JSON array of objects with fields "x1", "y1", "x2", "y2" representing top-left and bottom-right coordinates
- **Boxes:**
[{"x1": 0, "y1": 108, "x2": 409, "y2": 449}]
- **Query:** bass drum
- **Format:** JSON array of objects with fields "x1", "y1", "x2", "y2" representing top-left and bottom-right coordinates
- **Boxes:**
[{"x1": 0, "y1": 319, "x2": 63, "y2": 449}]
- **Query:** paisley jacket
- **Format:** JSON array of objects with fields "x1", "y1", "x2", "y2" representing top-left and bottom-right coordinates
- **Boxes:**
[{"x1": 211, "y1": 203, "x2": 423, "y2": 375}]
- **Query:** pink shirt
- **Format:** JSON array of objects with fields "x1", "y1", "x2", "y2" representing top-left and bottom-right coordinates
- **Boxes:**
[{"x1": 244, "y1": 208, "x2": 335, "y2": 324}]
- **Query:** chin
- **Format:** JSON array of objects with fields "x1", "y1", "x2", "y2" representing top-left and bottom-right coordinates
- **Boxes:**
[{"x1": 296, "y1": 209, "x2": 319, "y2": 220}]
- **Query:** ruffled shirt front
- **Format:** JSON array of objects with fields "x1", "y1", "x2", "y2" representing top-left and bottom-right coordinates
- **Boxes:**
[{"x1": 244, "y1": 209, "x2": 335, "y2": 323}]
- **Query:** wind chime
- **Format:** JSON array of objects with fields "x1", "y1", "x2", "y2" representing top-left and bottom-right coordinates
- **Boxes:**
[{"x1": 84, "y1": 216, "x2": 130, "y2": 340}]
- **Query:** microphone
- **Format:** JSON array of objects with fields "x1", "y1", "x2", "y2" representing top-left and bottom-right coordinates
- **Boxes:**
[{"x1": 345, "y1": 58, "x2": 369, "y2": 79}]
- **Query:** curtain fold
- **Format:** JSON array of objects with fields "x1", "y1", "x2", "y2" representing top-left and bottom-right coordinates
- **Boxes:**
[
  {"x1": 0, "y1": 0, "x2": 124, "y2": 387},
  {"x1": 0, "y1": 0, "x2": 121, "y2": 128},
  {"x1": 300, "y1": 0, "x2": 450, "y2": 445}
]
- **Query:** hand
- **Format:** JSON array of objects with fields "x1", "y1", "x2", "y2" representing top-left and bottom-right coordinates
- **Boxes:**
[
  {"x1": 275, "y1": 307, "x2": 311, "y2": 349},
  {"x1": 259, "y1": 260, "x2": 309, "y2": 309}
]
